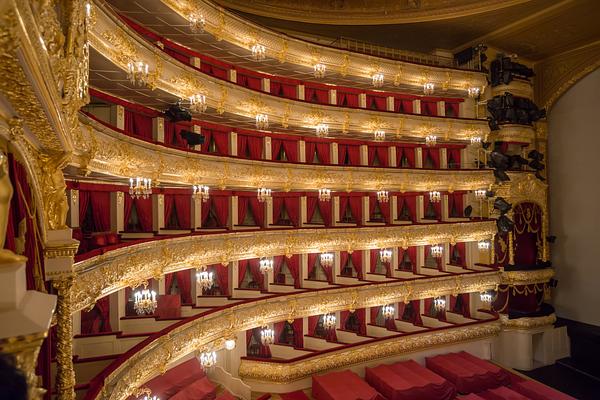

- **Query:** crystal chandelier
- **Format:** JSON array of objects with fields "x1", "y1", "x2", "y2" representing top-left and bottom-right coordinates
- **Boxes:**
[
  {"x1": 429, "y1": 190, "x2": 441, "y2": 203},
  {"x1": 382, "y1": 304, "x2": 394, "y2": 320},
  {"x1": 323, "y1": 313, "x2": 336, "y2": 329},
  {"x1": 189, "y1": 13, "x2": 206, "y2": 33},
  {"x1": 259, "y1": 257, "x2": 273, "y2": 274},
  {"x1": 467, "y1": 87, "x2": 481, "y2": 98},
  {"x1": 134, "y1": 389, "x2": 158, "y2": 400},
  {"x1": 425, "y1": 135, "x2": 437, "y2": 146},
  {"x1": 189, "y1": 94, "x2": 207, "y2": 113},
  {"x1": 141, "y1": 396, "x2": 158, "y2": 400},
  {"x1": 257, "y1": 187, "x2": 272, "y2": 203},
  {"x1": 379, "y1": 249, "x2": 392, "y2": 264},
  {"x1": 127, "y1": 61, "x2": 149, "y2": 86},
  {"x1": 129, "y1": 177, "x2": 152, "y2": 199},
  {"x1": 192, "y1": 185, "x2": 209, "y2": 202},
  {"x1": 260, "y1": 326, "x2": 274, "y2": 345},
  {"x1": 251, "y1": 43, "x2": 266, "y2": 61},
  {"x1": 423, "y1": 82, "x2": 435, "y2": 95},
  {"x1": 255, "y1": 113, "x2": 269, "y2": 130},
  {"x1": 470, "y1": 136, "x2": 482, "y2": 145},
  {"x1": 474, "y1": 189, "x2": 487, "y2": 200},
  {"x1": 372, "y1": 72, "x2": 384, "y2": 87},
  {"x1": 314, "y1": 63, "x2": 326, "y2": 78},
  {"x1": 478, "y1": 240, "x2": 491, "y2": 251},
  {"x1": 430, "y1": 244, "x2": 443, "y2": 258},
  {"x1": 320, "y1": 252, "x2": 334, "y2": 268},
  {"x1": 134, "y1": 283, "x2": 157, "y2": 315},
  {"x1": 480, "y1": 291, "x2": 493, "y2": 304},
  {"x1": 196, "y1": 267, "x2": 214, "y2": 291},
  {"x1": 318, "y1": 188, "x2": 331, "y2": 202},
  {"x1": 315, "y1": 123, "x2": 329, "y2": 137},
  {"x1": 376, "y1": 190, "x2": 389, "y2": 203},
  {"x1": 224, "y1": 338, "x2": 236, "y2": 350},
  {"x1": 373, "y1": 130, "x2": 385, "y2": 141},
  {"x1": 199, "y1": 351, "x2": 217, "y2": 368},
  {"x1": 434, "y1": 296, "x2": 446, "y2": 311}
]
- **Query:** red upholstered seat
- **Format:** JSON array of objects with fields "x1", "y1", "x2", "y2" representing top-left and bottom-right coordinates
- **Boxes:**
[
  {"x1": 106, "y1": 232, "x2": 119, "y2": 245},
  {"x1": 91, "y1": 234, "x2": 107, "y2": 248},
  {"x1": 477, "y1": 386, "x2": 530, "y2": 400},
  {"x1": 170, "y1": 376, "x2": 216, "y2": 400},
  {"x1": 426, "y1": 352, "x2": 506, "y2": 394},
  {"x1": 312, "y1": 370, "x2": 384, "y2": 400},
  {"x1": 512, "y1": 380, "x2": 576, "y2": 400},
  {"x1": 144, "y1": 358, "x2": 205, "y2": 398}
]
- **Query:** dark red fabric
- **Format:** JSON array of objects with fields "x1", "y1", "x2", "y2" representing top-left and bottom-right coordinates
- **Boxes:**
[
  {"x1": 447, "y1": 147, "x2": 462, "y2": 169},
  {"x1": 307, "y1": 253, "x2": 318, "y2": 278},
  {"x1": 202, "y1": 195, "x2": 228, "y2": 227},
  {"x1": 397, "y1": 195, "x2": 417, "y2": 222},
  {"x1": 513, "y1": 202, "x2": 542, "y2": 267},
  {"x1": 89, "y1": 192, "x2": 111, "y2": 232},
  {"x1": 200, "y1": 62, "x2": 228, "y2": 79},
  {"x1": 287, "y1": 255, "x2": 301, "y2": 288},
  {"x1": 445, "y1": 101, "x2": 460, "y2": 118},
  {"x1": 512, "y1": 380, "x2": 576, "y2": 400},
  {"x1": 366, "y1": 95, "x2": 387, "y2": 111},
  {"x1": 305, "y1": 85, "x2": 329, "y2": 104},
  {"x1": 411, "y1": 300, "x2": 423, "y2": 326},
  {"x1": 448, "y1": 193, "x2": 464, "y2": 218},
  {"x1": 124, "y1": 110, "x2": 153, "y2": 139},
  {"x1": 306, "y1": 196, "x2": 332, "y2": 227},
  {"x1": 338, "y1": 144, "x2": 361, "y2": 166},
  {"x1": 142, "y1": 358, "x2": 205, "y2": 399},
  {"x1": 237, "y1": 133, "x2": 263, "y2": 160},
  {"x1": 78, "y1": 190, "x2": 90, "y2": 230},
  {"x1": 209, "y1": 263, "x2": 228, "y2": 296},
  {"x1": 423, "y1": 147, "x2": 441, "y2": 169},
  {"x1": 351, "y1": 250, "x2": 363, "y2": 279},
  {"x1": 337, "y1": 91, "x2": 360, "y2": 107},
  {"x1": 81, "y1": 296, "x2": 112, "y2": 334},
  {"x1": 308, "y1": 315, "x2": 319, "y2": 336},
  {"x1": 164, "y1": 271, "x2": 192, "y2": 303},
  {"x1": 396, "y1": 147, "x2": 416, "y2": 168},
  {"x1": 237, "y1": 72, "x2": 262, "y2": 90},
  {"x1": 124, "y1": 196, "x2": 153, "y2": 232},
  {"x1": 247, "y1": 258, "x2": 265, "y2": 290},
  {"x1": 271, "y1": 80, "x2": 297, "y2": 99},
  {"x1": 450, "y1": 242, "x2": 466, "y2": 266},
  {"x1": 305, "y1": 139, "x2": 331, "y2": 164},
  {"x1": 450, "y1": 294, "x2": 471, "y2": 318},
  {"x1": 312, "y1": 370, "x2": 384, "y2": 400},
  {"x1": 421, "y1": 100, "x2": 438, "y2": 116},
  {"x1": 395, "y1": 97, "x2": 415, "y2": 114},
  {"x1": 367, "y1": 145, "x2": 389, "y2": 167},
  {"x1": 425, "y1": 197, "x2": 442, "y2": 220}
]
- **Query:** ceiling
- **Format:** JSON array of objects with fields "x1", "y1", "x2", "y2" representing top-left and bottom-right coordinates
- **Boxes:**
[{"x1": 215, "y1": 0, "x2": 600, "y2": 61}]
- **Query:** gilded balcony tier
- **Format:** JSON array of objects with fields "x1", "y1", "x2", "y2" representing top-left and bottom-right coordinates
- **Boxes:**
[
  {"x1": 86, "y1": 270, "x2": 500, "y2": 400},
  {"x1": 76, "y1": 115, "x2": 496, "y2": 192},
  {"x1": 89, "y1": 4, "x2": 491, "y2": 142},
  {"x1": 500, "y1": 268, "x2": 555, "y2": 286},
  {"x1": 238, "y1": 320, "x2": 501, "y2": 383},
  {"x1": 158, "y1": 0, "x2": 488, "y2": 92},
  {"x1": 72, "y1": 220, "x2": 496, "y2": 312}
]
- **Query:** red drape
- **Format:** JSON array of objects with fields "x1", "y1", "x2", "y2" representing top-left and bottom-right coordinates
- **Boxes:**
[
  {"x1": 399, "y1": 246, "x2": 417, "y2": 273},
  {"x1": 395, "y1": 97, "x2": 414, "y2": 113},
  {"x1": 337, "y1": 91, "x2": 359, "y2": 107},
  {"x1": 124, "y1": 196, "x2": 153, "y2": 232},
  {"x1": 338, "y1": 144, "x2": 361, "y2": 166},
  {"x1": 238, "y1": 259, "x2": 248, "y2": 287},
  {"x1": 237, "y1": 72, "x2": 261, "y2": 90},
  {"x1": 307, "y1": 253, "x2": 318, "y2": 278},
  {"x1": 163, "y1": 194, "x2": 191, "y2": 229},
  {"x1": 396, "y1": 195, "x2": 417, "y2": 222},
  {"x1": 237, "y1": 133, "x2": 263, "y2": 160},
  {"x1": 305, "y1": 140, "x2": 330, "y2": 164},
  {"x1": 200, "y1": 62, "x2": 228, "y2": 79},
  {"x1": 286, "y1": 255, "x2": 300, "y2": 288},
  {"x1": 270, "y1": 80, "x2": 297, "y2": 99},
  {"x1": 247, "y1": 259, "x2": 265, "y2": 290},
  {"x1": 450, "y1": 294, "x2": 471, "y2": 318},
  {"x1": 411, "y1": 300, "x2": 423, "y2": 326},
  {"x1": 349, "y1": 196, "x2": 363, "y2": 225},
  {"x1": 124, "y1": 110, "x2": 153, "y2": 139},
  {"x1": 447, "y1": 147, "x2": 462, "y2": 169},
  {"x1": 305, "y1": 86, "x2": 329, "y2": 104},
  {"x1": 341, "y1": 309, "x2": 366, "y2": 336},
  {"x1": 164, "y1": 271, "x2": 192, "y2": 303},
  {"x1": 271, "y1": 138, "x2": 298, "y2": 162},
  {"x1": 351, "y1": 250, "x2": 364, "y2": 279},
  {"x1": 212, "y1": 263, "x2": 229, "y2": 296},
  {"x1": 308, "y1": 315, "x2": 319, "y2": 336},
  {"x1": 396, "y1": 147, "x2": 416, "y2": 168},
  {"x1": 513, "y1": 202, "x2": 542, "y2": 266},
  {"x1": 369, "y1": 195, "x2": 390, "y2": 224},
  {"x1": 448, "y1": 193, "x2": 464, "y2": 218},
  {"x1": 201, "y1": 195, "x2": 228, "y2": 227},
  {"x1": 425, "y1": 196, "x2": 442, "y2": 220},
  {"x1": 421, "y1": 100, "x2": 438, "y2": 116},
  {"x1": 292, "y1": 318, "x2": 303, "y2": 348},
  {"x1": 90, "y1": 192, "x2": 111, "y2": 231},
  {"x1": 366, "y1": 95, "x2": 386, "y2": 111},
  {"x1": 367, "y1": 145, "x2": 389, "y2": 167},
  {"x1": 450, "y1": 242, "x2": 466, "y2": 266},
  {"x1": 423, "y1": 147, "x2": 441, "y2": 169},
  {"x1": 78, "y1": 190, "x2": 90, "y2": 229},
  {"x1": 81, "y1": 296, "x2": 112, "y2": 334},
  {"x1": 306, "y1": 196, "x2": 332, "y2": 227},
  {"x1": 445, "y1": 101, "x2": 460, "y2": 117}
]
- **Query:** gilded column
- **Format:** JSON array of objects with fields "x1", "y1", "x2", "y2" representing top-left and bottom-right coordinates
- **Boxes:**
[
  {"x1": 53, "y1": 277, "x2": 76, "y2": 400},
  {"x1": 508, "y1": 232, "x2": 515, "y2": 265}
]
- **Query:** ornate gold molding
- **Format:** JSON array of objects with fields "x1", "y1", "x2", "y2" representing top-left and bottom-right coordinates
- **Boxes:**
[
  {"x1": 72, "y1": 220, "x2": 497, "y2": 312},
  {"x1": 239, "y1": 320, "x2": 501, "y2": 382},
  {"x1": 501, "y1": 268, "x2": 554, "y2": 286},
  {"x1": 158, "y1": 0, "x2": 488, "y2": 93},
  {"x1": 0, "y1": 332, "x2": 48, "y2": 400},
  {"x1": 91, "y1": 2, "x2": 489, "y2": 136},
  {"x1": 500, "y1": 313, "x2": 556, "y2": 329},
  {"x1": 491, "y1": 80, "x2": 534, "y2": 100},
  {"x1": 89, "y1": 272, "x2": 500, "y2": 400},
  {"x1": 77, "y1": 115, "x2": 496, "y2": 192}
]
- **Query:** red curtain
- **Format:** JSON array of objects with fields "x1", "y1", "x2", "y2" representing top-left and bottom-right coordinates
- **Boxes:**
[
  {"x1": 306, "y1": 196, "x2": 332, "y2": 226},
  {"x1": 292, "y1": 318, "x2": 303, "y2": 348},
  {"x1": 395, "y1": 97, "x2": 414, "y2": 114},
  {"x1": 237, "y1": 196, "x2": 249, "y2": 226},
  {"x1": 366, "y1": 95, "x2": 386, "y2": 111},
  {"x1": 90, "y1": 192, "x2": 111, "y2": 232},
  {"x1": 81, "y1": 296, "x2": 112, "y2": 334},
  {"x1": 212, "y1": 263, "x2": 229, "y2": 295},
  {"x1": 411, "y1": 300, "x2": 423, "y2": 326},
  {"x1": 305, "y1": 140, "x2": 331, "y2": 164},
  {"x1": 445, "y1": 101, "x2": 460, "y2": 117},
  {"x1": 350, "y1": 251, "x2": 364, "y2": 279},
  {"x1": 425, "y1": 196, "x2": 442, "y2": 219},
  {"x1": 282, "y1": 139, "x2": 298, "y2": 162},
  {"x1": 237, "y1": 133, "x2": 263, "y2": 160},
  {"x1": 513, "y1": 202, "x2": 542, "y2": 267},
  {"x1": 173, "y1": 195, "x2": 191, "y2": 229},
  {"x1": 308, "y1": 315, "x2": 319, "y2": 336},
  {"x1": 447, "y1": 147, "x2": 462, "y2": 169},
  {"x1": 397, "y1": 195, "x2": 417, "y2": 222},
  {"x1": 369, "y1": 195, "x2": 390, "y2": 224},
  {"x1": 212, "y1": 130, "x2": 229, "y2": 155},
  {"x1": 249, "y1": 197, "x2": 264, "y2": 227},
  {"x1": 421, "y1": 100, "x2": 438, "y2": 116},
  {"x1": 124, "y1": 111, "x2": 153, "y2": 139},
  {"x1": 284, "y1": 197, "x2": 300, "y2": 227},
  {"x1": 287, "y1": 255, "x2": 300, "y2": 288},
  {"x1": 204, "y1": 195, "x2": 229, "y2": 227},
  {"x1": 349, "y1": 196, "x2": 363, "y2": 225},
  {"x1": 237, "y1": 72, "x2": 261, "y2": 90},
  {"x1": 399, "y1": 247, "x2": 417, "y2": 273},
  {"x1": 247, "y1": 259, "x2": 265, "y2": 290},
  {"x1": 238, "y1": 259, "x2": 248, "y2": 287},
  {"x1": 423, "y1": 147, "x2": 441, "y2": 169},
  {"x1": 368, "y1": 145, "x2": 389, "y2": 167},
  {"x1": 341, "y1": 309, "x2": 366, "y2": 336},
  {"x1": 448, "y1": 193, "x2": 464, "y2": 218},
  {"x1": 124, "y1": 196, "x2": 153, "y2": 232},
  {"x1": 200, "y1": 62, "x2": 228, "y2": 79},
  {"x1": 270, "y1": 80, "x2": 297, "y2": 99},
  {"x1": 338, "y1": 144, "x2": 361, "y2": 166},
  {"x1": 165, "y1": 271, "x2": 192, "y2": 303},
  {"x1": 450, "y1": 294, "x2": 471, "y2": 318},
  {"x1": 305, "y1": 86, "x2": 328, "y2": 104},
  {"x1": 450, "y1": 242, "x2": 466, "y2": 266},
  {"x1": 78, "y1": 190, "x2": 90, "y2": 229},
  {"x1": 396, "y1": 147, "x2": 415, "y2": 168},
  {"x1": 307, "y1": 253, "x2": 318, "y2": 278},
  {"x1": 337, "y1": 91, "x2": 359, "y2": 107}
]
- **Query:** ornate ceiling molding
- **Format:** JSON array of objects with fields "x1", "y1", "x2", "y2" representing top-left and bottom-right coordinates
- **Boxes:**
[
  {"x1": 87, "y1": 270, "x2": 500, "y2": 400},
  {"x1": 72, "y1": 220, "x2": 497, "y2": 312},
  {"x1": 238, "y1": 320, "x2": 501, "y2": 382},
  {"x1": 535, "y1": 40, "x2": 600, "y2": 111},
  {"x1": 210, "y1": 0, "x2": 530, "y2": 25},
  {"x1": 89, "y1": 6, "x2": 490, "y2": 142},
  {"x1": 150, "y1": 1, "x2": 488, "y2": 93},
  {"x1": 76, "y1": 116, "x2": 496, "y2": 192}
]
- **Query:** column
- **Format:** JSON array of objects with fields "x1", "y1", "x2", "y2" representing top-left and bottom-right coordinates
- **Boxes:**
[
  {"x1": 415, "y1": 148, "x2": 423, "y2": 168},
  {"x1": 437, "y1": 101, "x2": 446, "y2": 117},
  {"x1": 332, "y1": 196, "x2": 340, "y2": 226},
  {"x1": 441, "y1": 194, "x2": 449, "y2": 220},
  {"x1": 298, "y1": 140, "x2": 306, "y2": 163},
  {"x1": 229, "y1": 131, "x2": 238, "y2": 156},
  {"x1": 391, "y1": 196, "x2": 398, "y2": 221},
  {"x1": 440, "y1": 148, "x2": 448, "y2": 169},
  {"x1": 152, "y1": 117, "x2": 165, "y2": 143},
  {"x1": 386, "y1": 96, "x2": 394, "y2": 111},
  {"x1": 192, "y1": 197, "x2": 202, "y2": 231},
  {"x1": 66, "y1": 189, "x2": 79, "y2": 228},
  {"x1": 110, "y1": 192, "x2": 124, "y2": 233},
  {"x1": 329, "y1": 89, "x2": 337, "y2": 105},
  {"x1": 228, "y1": 69, "x2": 237, "y2": 83},
  {"x1": 297, "y1": 85, "x2": 305, "y2": 101},
  {"x1": 330, "y1": 143, "x2": 338, "y2": 165},
  {"x1": 299, "y1": 196, "x2": 307, "y2": 226},
  {"x1": 358, "y1": 93, "x2": 366, "y2": 108},
  {"x1": 110, "y1": 104, "x2": 124, "y2": 130},
  {"x1": 359, "y1": 145, "x2": 368, "y2": 166},
  {"x1": 152, "y1": 193, "x2": 165, "y2": 231},
  {"x1": 261, "y1": 78, "x2": 270, "y2": 93},
  {"x1": 229, "y1": 196, "x2": 238, "y2": 230},
  {"x1": 190, "y1": 57, "x2": 201, "y2": 69},
  {"x1": 361, "y1": 196, "x2": 369, "y2": 224},
  {"x1": 388, "y1": 146, "x2": 396, "y2": 167},
  {"x1": 332, "y1": 251, "x2": 341, "y2": 284},
  {"x1": 193, "y1": 125, "x2": 203, "y2": 151},
  {"x1": 413, "y1": 100, "x2": 421, "y2": 115},
  {"x1": 264, "y1": 137, "x2": 272, "y2": 160}
]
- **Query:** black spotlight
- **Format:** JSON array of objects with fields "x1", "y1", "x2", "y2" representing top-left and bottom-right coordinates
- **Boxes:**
[
  {"x1": 497, "y1": 215, "x2": 514, "y2": 233},
  {"x1": 164, "y1": 102, "x2": 192, "y2": 122},
  {"x1": 464, "y1": 205, "x2": 473, "y2": 218},
  {"x1": 179, "y1": 130, "x2": 205, "y2": 147},
  {"x1": 493, "y1": 197, "x2": 512, "y2": 215}
]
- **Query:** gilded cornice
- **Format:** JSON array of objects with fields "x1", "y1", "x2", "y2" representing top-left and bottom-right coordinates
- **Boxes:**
[
  {"x1": 501, "y1": 268, "x2": 554, "y2": 286},
  {"x1": 488, "y1": 124, "x2": 536, "y2": 145},
  {"x1": 210, "y1": 0, "x2": 528, "y2": 25},
  {"x1": 77, "y1": 115, "x2": 496, "y2": 192},
  {"x1": 500, "y1": 313, "x2": 556, "y2": 329},
  {"x1": 91, "y1": 2, "x2": 488, "y2": 139},
  {"x1": 159, "y1": 0, "x2": 488, "y2": 92},
  {"x1": 72, "y1": 220, "x2": 497, "y2": 312},
  {"x1": 491, "y1": 80, "x2": 533, "y2": 100},
  {"x1": 89, "y1": 273, "x2": 500, "y2": 400},
  {"x1": 238, "y1": 321, "x2": 501, "y2": 382},
  {"x1": 535, "y1": 40, "x2": 600, "y2": 111}
]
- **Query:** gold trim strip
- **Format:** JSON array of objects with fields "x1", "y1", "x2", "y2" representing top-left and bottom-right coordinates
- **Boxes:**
[{"x1": 501, "y1": 268, "x2": 554, "y2": 286}]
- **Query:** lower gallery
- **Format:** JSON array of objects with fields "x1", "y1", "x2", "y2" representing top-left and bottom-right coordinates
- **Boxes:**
[{"x1": 1, "y1": 0, "x2": 599, "y2": 399}]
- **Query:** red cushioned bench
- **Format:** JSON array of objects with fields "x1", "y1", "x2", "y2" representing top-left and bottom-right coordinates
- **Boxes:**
[
  {"x1": 312, "y1": 370, "x2": 385, "y2": 400},
  {"x1": 170, "y1": 376, "x2": 216, "y2": 400},
  {"x1": 477, "y1": 386, "x2": 530, "y2": 400},
  {"x1": 365, "y1": 360, "x2": 456, "y2": 400},
  {"x1": 141, "y1": 358, "x2": 206, "y2": 398},
  {"x1": 426, "y1": 352, "x2": 509, "y2": 394},
  {"x1": 512, "y1": 380, "x2": 576, "y2": 400}
]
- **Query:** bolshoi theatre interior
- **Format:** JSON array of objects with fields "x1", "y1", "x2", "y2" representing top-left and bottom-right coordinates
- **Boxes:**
[{"x1": 0, "y1": 0, "x2": 599, "y2": 399}]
